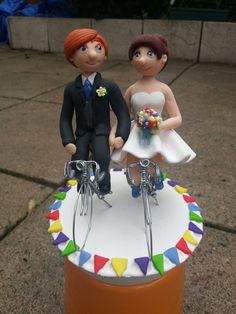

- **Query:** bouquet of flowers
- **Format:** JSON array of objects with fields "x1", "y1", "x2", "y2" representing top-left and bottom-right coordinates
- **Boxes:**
[{"x1": 136, "y1": 108, "x2": 162, "y2": 145}]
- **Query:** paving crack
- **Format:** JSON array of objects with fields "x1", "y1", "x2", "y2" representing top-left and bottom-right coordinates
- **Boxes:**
[
  {"x1": 169, "y1": 62, "x2": 197, "y2": 86},
  {"x1": 0, "y1": 83, "x2": 66, "y2": 112},
  {"x1": 0, "y1": 189, "x2": 56, "y2": 241},
  {"x1": 0, "y1": 168, "x2": 62, "y2": 189},
  {"x1": 204, "y1": 220, "x2": 236, "y2": 235}
]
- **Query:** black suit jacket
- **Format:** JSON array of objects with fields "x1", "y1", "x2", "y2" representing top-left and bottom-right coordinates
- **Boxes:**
[{"x1": 60, "y1": 72, "x2": 130, "y2": 146}]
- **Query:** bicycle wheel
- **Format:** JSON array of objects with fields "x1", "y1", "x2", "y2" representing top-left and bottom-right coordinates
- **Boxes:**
[{"x1": 141, "y1": 185, "x2": 153, "y2": 258}]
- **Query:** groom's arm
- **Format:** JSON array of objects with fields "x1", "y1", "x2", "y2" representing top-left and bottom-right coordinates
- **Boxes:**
[{"x1": 108, "y1": 82, "x2": 130, "y2": 143}]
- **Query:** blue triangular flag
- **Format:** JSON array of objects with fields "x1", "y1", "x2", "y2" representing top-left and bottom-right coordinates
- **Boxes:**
[
  {"x1": 164, "y1": 247, "x2": 180, "y2": 265},
  {"x1": 79, "y1": 250, "x2": 92, "y2": 267},
  {"x1": 188, "y1": 203, "x2": 202, "y2": 211},
  {"x1": 49, "y1": 200, "x2": 62, "y2": 210},
  {"x1": 134, "y1": 257, "x2": 150, "y2": 275}
]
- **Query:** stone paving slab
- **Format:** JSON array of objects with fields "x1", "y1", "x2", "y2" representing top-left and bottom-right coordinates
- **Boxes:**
[
  {"x1": 0, "y1": 100, "x2": 68, "y2": 185},
  {"x1": 0, "y1": 198, "x2": 64, "y2": 314},
  {"x1": 0, "y1": 52, "x2": 77, "y2": 76},
  {"x1": 0, "y1": 195, "x2": 235, "y2": 313},
  {"x1": 0, "y1": 173, "x2": 53, "y2": 238},
  {"x1": 164, "y1": 63, "x2": 236, "y2": 230},
  {"x1": 184, "y1": 228, "x2": 236, "y2": 314},
  {"x1": 0, "y1": 70, "x2": 67, "y2": 100}
]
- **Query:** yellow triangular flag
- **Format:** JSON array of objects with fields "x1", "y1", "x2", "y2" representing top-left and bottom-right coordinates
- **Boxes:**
[
  {"x1": 183, "y1": 230, "x2": 198, "y2": 245},
  {"x1": 48, "y1": 220, "x2": 62, "y2": 233},
  {"x1": 67, "y1": 179, "x2": 77, "y2": 186},
  {"x1": 111, "y1": 258, "x2": 128, "y2": 277},
  {"x1": 175, "y1": 185, "x2": 188, "y2": 194}
]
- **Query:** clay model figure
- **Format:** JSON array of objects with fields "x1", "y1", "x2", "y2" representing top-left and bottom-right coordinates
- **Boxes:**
[
  {"x1": 60, "y1": 28, "x2": 130, "y2": 194},
  {"x1": 110, "y1": 33, "x2": 196, "y2": 197}
]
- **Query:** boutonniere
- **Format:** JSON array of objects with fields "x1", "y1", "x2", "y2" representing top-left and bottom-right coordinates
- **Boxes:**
[{"x1": 96, "y1": 86, "x2": 107, "y2": 97}]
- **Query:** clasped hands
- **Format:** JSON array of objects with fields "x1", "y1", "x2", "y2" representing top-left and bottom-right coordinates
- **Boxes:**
[{"x1": 65, "y1": 136, "x2": 124, "y2": 155}]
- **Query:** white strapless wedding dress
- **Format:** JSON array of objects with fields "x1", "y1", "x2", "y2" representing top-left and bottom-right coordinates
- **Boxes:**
[{"x1": 112, "y1": 91, "x2": 196, "y2": 164}]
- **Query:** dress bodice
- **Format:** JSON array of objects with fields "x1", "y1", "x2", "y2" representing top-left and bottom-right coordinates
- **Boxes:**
[{"x1": 131, "y1": 91, "x2": 165, "y2": 116}]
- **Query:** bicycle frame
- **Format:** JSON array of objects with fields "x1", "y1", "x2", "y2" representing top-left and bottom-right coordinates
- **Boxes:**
[
  {"x1": 125, "y1": 159, "x2": 161, "y2": 258},
  {"x1": 64, "y1": 160, "x2": 111, "y2": 250}
]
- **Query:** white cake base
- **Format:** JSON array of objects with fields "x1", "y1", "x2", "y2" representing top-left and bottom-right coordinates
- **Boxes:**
[{"x1": 49, "y1": 170, "x2": 203, "y2": 283}]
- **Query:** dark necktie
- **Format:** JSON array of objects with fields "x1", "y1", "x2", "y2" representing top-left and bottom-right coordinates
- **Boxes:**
[{"x1": 83, "y1": 79, "x2": 93, "y2": 128}]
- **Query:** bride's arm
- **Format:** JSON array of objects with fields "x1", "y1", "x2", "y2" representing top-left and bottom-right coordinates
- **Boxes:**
[{"x1": 159, "y1": 84, "x2": 182, "y2": 131}]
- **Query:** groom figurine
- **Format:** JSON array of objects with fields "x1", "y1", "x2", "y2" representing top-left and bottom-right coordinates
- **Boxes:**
[{"x1": 60, "y1": 28, "x2": 130, "y2": 194}]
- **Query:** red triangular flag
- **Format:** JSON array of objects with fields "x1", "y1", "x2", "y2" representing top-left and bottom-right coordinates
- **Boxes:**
[
  {"x1": 46, "y1": 210, "x2": 59, "y2": 220},
  {"x1": 176, "y1": 238, "x2": 192, "y2": 255},
  {"x1": 94, "y1": 255, "x2": 109, "y2": 274},
  {"x1": 183, "y1": 195, "x2": 196, "y2": 203}
]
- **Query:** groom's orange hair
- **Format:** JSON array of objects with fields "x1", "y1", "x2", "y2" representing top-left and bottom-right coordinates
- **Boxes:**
[{"x1": 64, "y1": 28, "x2": 109, "y2": 66}]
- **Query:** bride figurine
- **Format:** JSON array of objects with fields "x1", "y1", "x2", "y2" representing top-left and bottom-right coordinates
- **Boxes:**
[{"x1": 110, "y1": 33, "x2": 196, "y2": 197}]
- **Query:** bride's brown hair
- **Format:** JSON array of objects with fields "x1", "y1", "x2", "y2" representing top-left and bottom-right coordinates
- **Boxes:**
[{"x1": 128, "y1": 33, "x2": 168, "y2": 66}]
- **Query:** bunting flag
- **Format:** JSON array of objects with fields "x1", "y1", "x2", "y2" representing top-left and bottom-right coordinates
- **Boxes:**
[
  {"x1": 167, "y1": 180, "x2": 179, "y2": 187},
  {"x1": 48, "y1": 220, "x2": 62, "y2": 233},
  {"x1": 113, "y1": 167, "x2": 122, "y2": 171},
  {"x1": 61, "y1": 240, "x2": 79, "y2": 257},
  {"x1": 164, "y1": 247, "x2": 180, "y2": 265},
  {"x1": 188, "y1": 203, "x2": 203, "y2": 212},
  {"x1": 176, "y1": 238, "x2": 192, "y2": 255},
  {"x1": 46, "y1": 210, "x2": 59, "y2": 220},
  {"x1": 161, "y1": 172, "x2": 168, "y2": 181},
  {"x1": 183, "y1": 230, "x2": 198, "y2": 245},
  {"x1": 189, "y1": 222, "x2": 203, "y2": 235},
  {"x1": 152, "y1": 254, "x2": 164, "y2": 275},
  {"x1": 49, "y1": 200, "x2": 62, "y2": 210},
  {"x1": 53, "y1": 232, "x2": 69, "y2": 245},
  {"x1": 175, "y1": 185, "x2": 188, "y2": 194},
  {"x1": 111, "y1": 258, "x2": 128, "y2": 277},
  {"x1": 79, "y1": 250, "x2": 92, "y2": 267},
  {"x1": 183, "y1": 194, "x2": 196, "y2": 203},
  {"x1": 94, "y1": 255, "x2": 109, "y2": 274},
  {"x1": 134, "y1": 257, "x2": 150, "y2": 275},
  {"x1": 53, "y1": 192, "x2": 66, "y2": 201},
  {"x1": 190, "y1": 211, "x2": 204, "y2": 223},
  {"x1": 67, "y1": 180, "x2": 77, "y2": 186},
  {"x1": 58, "y1": 185, "x2": 71, "y2": 192}
]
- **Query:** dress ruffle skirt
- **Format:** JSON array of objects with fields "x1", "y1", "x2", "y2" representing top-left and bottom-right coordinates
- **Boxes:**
[{"x1": 111, "y1": 124, "x2": 196, "y2": 164}]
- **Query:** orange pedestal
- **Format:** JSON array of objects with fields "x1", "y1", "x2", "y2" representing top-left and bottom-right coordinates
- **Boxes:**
[{"x1": 65, "y1": 259, "x2": 185, "y2": 314}]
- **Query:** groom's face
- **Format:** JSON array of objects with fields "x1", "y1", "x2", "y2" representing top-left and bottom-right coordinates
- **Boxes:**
[{"x1": 70, "y1": 40, "x2": 106, "y2": 75}]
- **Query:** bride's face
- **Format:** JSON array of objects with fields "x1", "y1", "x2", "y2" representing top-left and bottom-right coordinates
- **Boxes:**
[{"x1": 131, "y1": 46, "x2": 167, "y2": 77}]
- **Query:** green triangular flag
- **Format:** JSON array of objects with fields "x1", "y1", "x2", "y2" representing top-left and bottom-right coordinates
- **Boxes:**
[
  {"x1": 61, "y1": 240, "x2": 79, "y2": 257},
  {"x1": 152, "y1": 254, "x2": 164, "y2": 275},
  {"x1": 161, "y1": 172, "x2": 168, "y2": 181},
  {"x1": 53, "y1": 192, "x2": 66, "y2": 200},
  {"x1": 190, "y1": 211, "x2": 204, "y2": 223}
]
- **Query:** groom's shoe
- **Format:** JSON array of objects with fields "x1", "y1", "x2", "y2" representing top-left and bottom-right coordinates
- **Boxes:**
[{"x1": 99, "y1": 184, "x2": 111, "y2": 195}]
